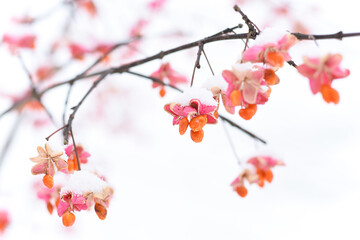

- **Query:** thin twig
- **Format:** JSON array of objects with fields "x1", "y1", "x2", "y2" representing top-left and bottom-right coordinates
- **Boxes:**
[
  {"x1": 2, "y1": 30, "x2": 360, "y2": 120},
  {"x1": 219, "y1": 115, "x2": 266, "y2": 144},
  {"x1": 61, "y1": 40, "x2": 136, "y2": 126},
  {"x1": 206, "y1": 24, "x2": 243, "y2": 38},
  {"x1": 63, "y1": 72, "x2": 109, "y2": 144},
  {"x1": 18, "y1": 54, "x2": 56, "y2": 125},
  {"x1": 62, "y1": 82, "x2": 74, "y2": 126},
  {"x1": 45, "y1": 125, "x2": 67, "y2": 141},
  {"x1": 126, "y1": 71, "x2": 182, "y2": 92},
  {"x1": 70, "y1": 127, "x2": 81, "y2": 171},
  {"x1": 202, "y1": 48, "x2": 215, "y2": 76},
  {"x1": 233, "y1": 5, "x2": 260, "y2": 33},
  {"x1": 221, "y1": 119, "x2": 242, "y2": 165},
  {"x1": 190, "y1": 42, "x2": 204, "y2": 87}
]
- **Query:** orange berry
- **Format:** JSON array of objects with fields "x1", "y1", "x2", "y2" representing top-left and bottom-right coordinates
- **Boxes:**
[
  {"x1": 159, "y1": 87, "x2": 166, "y2": 97},
  {"x1": 189, "y1": 115, "x2": 207, "y2": 132},
  {"x1": 320, "y1": 84, "x2": 339, "y2": 104},
  {"x1": 258, "y1": 179, "x2": 265, "y2": 188},
  {"x1": 56, "y1": 198, "x2": 60, "y2": 208},
  {"x1": 43, "y1": 174, "x2": 54, "y2": 189},
  {"x1": 68, "y1": 159, "x2": 74, "y2": 172},
  {"x1": 265, "y1": 169, "x2": 273, "y2": 183},
  {"x1": 214, "y1": 110, "x2": 219, "y2": 119},
  {"x1": 62, "y1": 212, "x2": 76, "y2": 227},
  {"x1": 236, "y1": 186, "x2": 248, "y2": 198},
  {"x1": 94, "y1": 203, "x2": 107, "y2": 220},
  {"x1": 266, "y1": 51, "x2": 285, "y2": 68},
  {"x1": 264, "y1": 69, "x2": 280, "y2": 85},
  {"x1": 229, "y1": 90, "x2": 242, "y2": 106},
  {"x1": 190, "y1": 129, "x2": 204, "y2": 143},
  {"x1": 47, "y1": 202, "x2": 53, "y2": 215},
  {"x1": 266, "y1": 87, "x2": 272, "y2": 97},
  {"x1": 179, "y1": 117, "x2": 189, "y2": 135},
  {"x1": 73, "y1": 157, "x2": 79, "y2": 171},
  {"x1": 239, "y1": 104, "x2": 257, "y2": 120}
]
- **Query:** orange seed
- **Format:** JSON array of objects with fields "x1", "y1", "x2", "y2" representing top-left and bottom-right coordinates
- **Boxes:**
[
  {"x1": 264, "y1": 169, "x2": 273, "y2": 183},
  {"x1": 179, "y1": 117, "x2": 189, "y2": 135},
  {"x1": 159, "y1": 87, "x2": 166, "y2": 97},
  {"x1": 229, "y1": 90, "x2": 242, "y2": 106},
  {"x1": 94, "y1": 203, "x2": 107, "y2": 220},
  {"x1": 236, "y1": 186, "x2": 248, "y2": 198},
  {"x1": 189, "y1": 115, "x2": 207, "y2": 132},
  {"x1": 320, "y1": 84, "x2": 339, "y2": 104},
  {"x1": 62, "y1": 212, "x2": 76, "y2": 227},
  {"x1": 239, "y1": 104, "x2": 257, "y2": 120},
  {"x1": 264, "y1": 69, "x2": 280, "y2": 85},
  {"x1": 190, "y1": 129, "x2": 204, "y2": 143},
  {"x1": 266, "y1": 51, "x2": 284, "y2": 68},
  {"x1": 47, "y1": 202, "x2": 53, "y2": 215},
  {"x1": 43, "y1": 174, "x2": 54, "y2": 189}
]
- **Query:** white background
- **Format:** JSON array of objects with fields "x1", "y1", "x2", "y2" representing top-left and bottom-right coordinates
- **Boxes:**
[{"x1": 0, "y1": 0, "x2": 360, "y2": 239}]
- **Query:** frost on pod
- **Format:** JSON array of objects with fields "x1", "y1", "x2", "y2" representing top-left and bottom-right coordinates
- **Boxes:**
[
  {"x1": 164, "y1": 88, "x2": 218, "y2": 143},
  {"x1": 57, "y1": 171, "x2": 114, "y2": 227},
  {"x1": 231, "y1": 156, "x2": 284, "y2": 197}
]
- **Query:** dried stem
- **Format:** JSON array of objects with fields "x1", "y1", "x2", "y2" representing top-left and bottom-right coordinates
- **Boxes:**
[
  {"x1": 63, "y1": 73, "x2": 109, "y2": 144},
  {"x1": 202, "y1": 48, "x2": 215, "y2": 76},
  {"x1": 45, "y1": 125, "x2": 67, "y2": 141},
  {"x1": 221, "y1": 119, "x2": 242, "y2": 165},
  {"x1": 18, "y1": 54, "x2": 56, "y2": 125},
  {"x1": 70, "y1": 127, "x2": 81, "y2": 171},
  {"x1": 233, "y1": 5, "x2": 260, "y2": 33},
  {"x1": 190, "y1": 42, "x2": 204, "y2": 87},
  {"x1": 3, "y1": 29, "x2": 359, "y2": 120}
]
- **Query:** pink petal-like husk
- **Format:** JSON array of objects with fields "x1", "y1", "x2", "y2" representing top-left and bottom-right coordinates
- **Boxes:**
[
  {"x1": 247, "y1": 156, "x2": 284, "y2": 170},
  {"x1": 242, "y1": 45, "x2": 264, "y2": 62},
  {"x1": 150, "y1": 71, "x2": 164, "y2": 88},
  {"x1": 278, "y1": 34, "x2": 297, "y2": 51},
  {"x1": 331, "y1": 62, "x2": 350, "y2": 79},
  {"x1": 221, "y1": 94, "x2": 235, "y2": 114},
  {"x1": 222, "y1": 70, "x2": 238, "y2": 85},
  {"x1": 189, "y1": 99, "x2": 201, "y2": 113},
  {"x1": 64, "y1": 145, "x2": 73, "y2": 156},
  {"x1": 31, "y1": 162, "x2": 48, "y2": 175},
  {"x1": 318, "y1": 71, "x2": 331, "y2": 86},
  {"x1": 242, "y1": 82, "x2": 259, "y2": 104},
  {"x1": 37, "y1": 189, "x2": 52, "y2": 202},
  {"x1": 326, "y1": 54, "x2": 342, "y2": 68},
  {"x1": 199, "y1": 105, "x2": 217, "y2": 115},
  {"x1": 297, "y1": 64, "x2": 319, "y2": 94},
  {"x1": 72, "y1": 194, "x2": 88, "y2": 212},
  {"x1": 47, "y1": 162, "x2": 55, "y2": 176},
  {"x1": 72, "y1": 194, "x2": 87, "y2": 205},
  {"x1": 53, "y1": 158, "x2": 68, "y2": 170},
  {"x1": 80, "y1": 152, "x2": 90, "y2": 163},
  {"x1": 256, "y1": 91, "x2": 269, "y2": 105},
  {"x1": 206, "y1": 114, "x2": 217, "y2": 124},
  {"x1": 167, "y1": 73, "x2": 188, "y2": 85},
  {"x1": 37, "y1": 146, "x2": 47, "y2": 157},
  {"x1": 57, "y1": 200, "x2": 69, "y2": 217}
]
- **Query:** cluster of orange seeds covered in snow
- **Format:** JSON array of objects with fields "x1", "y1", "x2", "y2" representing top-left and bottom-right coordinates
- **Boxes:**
[{"x1": 31, "y1": 143, "x2": 113, "y2": 227}]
